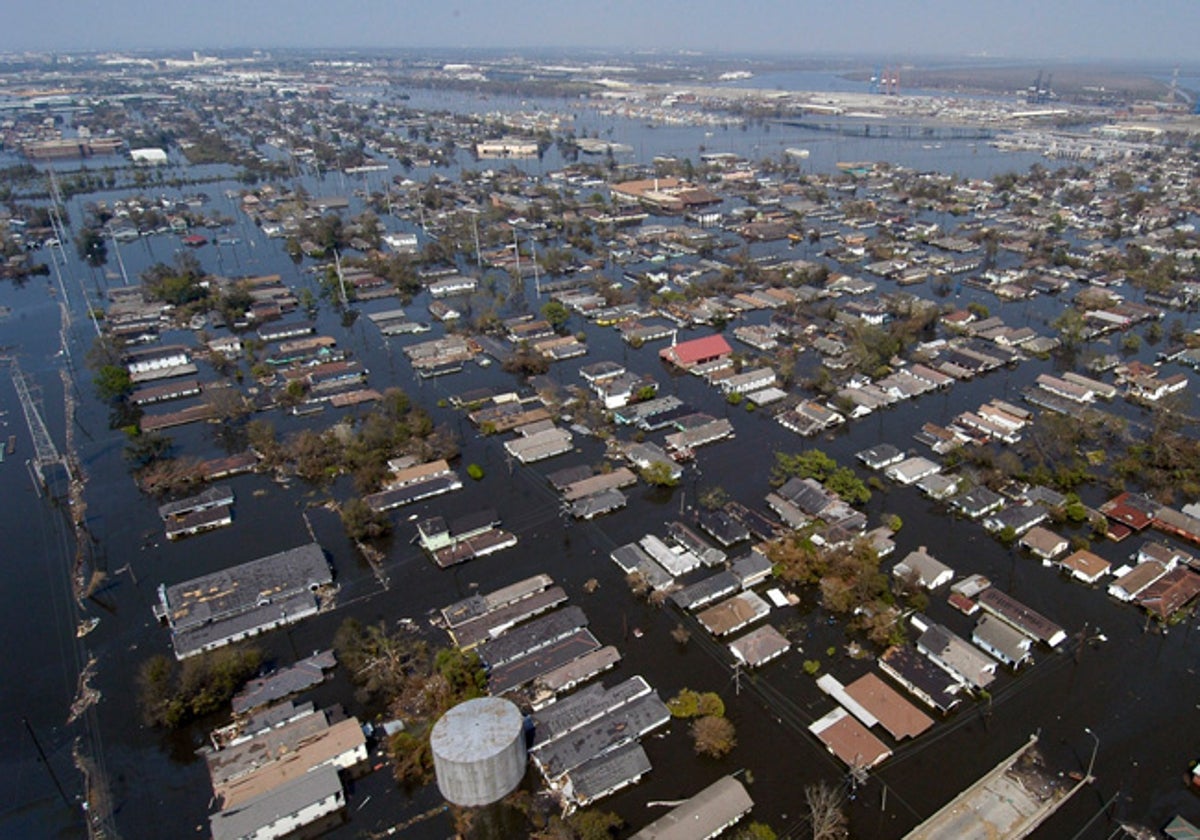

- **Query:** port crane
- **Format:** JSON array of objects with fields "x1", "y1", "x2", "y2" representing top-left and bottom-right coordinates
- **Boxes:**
[
  {"x1": 1026, "y1": 71, "x2": 1055, "y2": 105},
  {"x1": 869, "y1": 65, "x2": 899, "y2": 95}
]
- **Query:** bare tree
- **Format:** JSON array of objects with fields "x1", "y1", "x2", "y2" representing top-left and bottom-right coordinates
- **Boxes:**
[{"x1": 805, "y1": 781, "x2": 848, "y2": 840}]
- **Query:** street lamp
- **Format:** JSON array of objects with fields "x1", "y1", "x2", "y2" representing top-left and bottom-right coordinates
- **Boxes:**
[{"x1": 1084, "y1": 727, "x2": 1100, "y2": 779}]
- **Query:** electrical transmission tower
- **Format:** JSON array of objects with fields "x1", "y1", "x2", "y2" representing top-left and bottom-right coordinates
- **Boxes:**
[{"x1": 9, "y1": 359, "x2": 70, "y2": 492}]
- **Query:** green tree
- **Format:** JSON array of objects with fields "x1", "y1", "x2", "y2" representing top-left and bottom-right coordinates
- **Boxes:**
[
  {"x1": 124, "y1": 431, "x2": 172, "y2": 468},
  {"x1": 341, "y1": 497, "x2": 391, "y2": 541},
  {"x1": 541, "y1": 299, "x2": 570, "y2": 331},
  {"x1": 732, "y1": 823, "x2": 778, "y2": 840},
  {"x1": 1052, "y1": 309, "x2": 1086, "y2": 349},
  {"x1": 94, "y1": 364, "x2": 132, "y2": 401},
  {"x1": 137, "y1": 646, "x2": 262, "y2": 728},
  {"x1": 75, "y1": 227, "x2": 107, "y2": 266},
  {"x1": 640, "y1": 461, "x2": 679, "y2": 487}
]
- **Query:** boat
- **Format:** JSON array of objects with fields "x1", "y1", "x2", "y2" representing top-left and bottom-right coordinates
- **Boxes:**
[
  {"x1": 76, "y1": 617, "x2": 100, "y2": 638},
  {"x1": 6, "y1": 435, "x2": 15, "y2": 456}
]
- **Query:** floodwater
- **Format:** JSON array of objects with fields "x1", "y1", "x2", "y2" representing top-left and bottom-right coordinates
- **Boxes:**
[{"x1": 1, "y1": 105, "x2": 1198, "y2": 840}]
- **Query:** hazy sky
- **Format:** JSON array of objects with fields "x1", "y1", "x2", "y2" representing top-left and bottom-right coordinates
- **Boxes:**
[{"x1": 5, "y1": 0, "x2": 1199, "y2": 62}]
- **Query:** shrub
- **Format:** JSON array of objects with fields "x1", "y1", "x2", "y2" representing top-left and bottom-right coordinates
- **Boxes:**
[{"x1": 467, "y1": 463, "x2": 484, "y2": 480}]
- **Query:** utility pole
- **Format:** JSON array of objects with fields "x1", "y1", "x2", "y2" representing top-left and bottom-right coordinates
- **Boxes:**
[
  {"x1": 333, "y1": 249, "x2": 348, "y2": 307},
  {"x1": 466, "y1": 207, "x2": 483, "y2": 275},
  {"x1": 23, "y1": 717, "x2": 72, "y2": 810}
]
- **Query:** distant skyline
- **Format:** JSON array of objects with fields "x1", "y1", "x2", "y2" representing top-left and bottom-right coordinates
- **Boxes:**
[{"x1": 5, "y1": 1, "x2": 1200, "y2": 64}]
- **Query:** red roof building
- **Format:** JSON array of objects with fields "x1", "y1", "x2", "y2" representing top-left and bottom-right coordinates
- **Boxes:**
[
  {"x1": 1100, "y1": 492, "x2": 1157, "y2": 532},
  {"x1": 659, "y1": 334, "x2": 733, "y2": 370},
  {"x1": 1137, "y1": 567, "x2": 1200, "y2": 620}
]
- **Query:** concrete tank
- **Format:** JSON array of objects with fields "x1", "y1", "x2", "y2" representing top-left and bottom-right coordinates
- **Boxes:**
[{"x1": 430, "y1": 696, "x2": 526, "y2": 807}]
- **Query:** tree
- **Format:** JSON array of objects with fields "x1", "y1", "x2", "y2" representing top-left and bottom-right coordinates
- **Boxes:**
[
  {"x1": 691, "y1": 715, "x2": 736, "y2": 758},
  {"x1": 137, "y1": 646, "x2": 262, "y2": 728},
  {"x1": 334, "y1": 618, "x2": 428, "y2": 705},
  {"x1": 771, "y1": 449, "x2": 870, "y2": 505},
  {"x1": 732, "y1": 824, "x2": 778, "y2": 840},
  {"x1": 341, "y1": 497, "x2": 392, "y2": 541},
  {"x1": 1051, "y1": 309, "x2": 1086, "y2": 350},
  {"x1": 640, "y1": 461, "x2": 679, "y2": 487},
  {"x1": 124, "y1": 431, "x2": 172, "y2": 468},
  {"x1": 94, "y1": 364, "x2": 132, "y2": 401},
  {"x1": 805, "y1": 782, "x2": 848, "y2": 840},
  {"x1": 534, "y1": 811, "x2": 624, "y2": 840},
  {"x1": 698, "y1": 485, "x2": 729, "y2": 510},
  {"x1": 204, "y1": 386, "x2": 250, "y2": 423},
  {"x1": 541, "y1": 299, "x2": 570, "y2": 331},
  {"x1": 75, "y1": 227, "x2": 107, "y2": 266}
]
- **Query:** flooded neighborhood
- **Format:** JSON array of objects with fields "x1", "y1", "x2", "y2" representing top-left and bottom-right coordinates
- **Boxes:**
[{"x1": 3, "y1": 41, "x2": 1200, "y2": 840}]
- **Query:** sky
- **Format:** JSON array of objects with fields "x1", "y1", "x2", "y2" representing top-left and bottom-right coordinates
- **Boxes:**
[{"x1": 4, "y1": 0, "x2": 1199, "y2": 63}]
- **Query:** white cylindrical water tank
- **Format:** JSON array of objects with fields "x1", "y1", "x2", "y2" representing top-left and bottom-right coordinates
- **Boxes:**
[{"x1": 430, "y1": 696, "x2": 526, "y2": 807}]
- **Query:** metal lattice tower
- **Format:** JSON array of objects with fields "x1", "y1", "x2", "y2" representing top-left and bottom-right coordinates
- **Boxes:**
[{"x1": 9, "y1": 359, "x2": 67, "y2": 487}]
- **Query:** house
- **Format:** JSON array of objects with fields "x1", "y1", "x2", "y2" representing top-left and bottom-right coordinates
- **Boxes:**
[
  {"x1": 717, "y1": 367, "x2": 776, "y2": 395},
  {"x1": 124, "y1": 344, "x2": 190, "y2": 375},
  {"x1": 1100, "y1": 492, "x2": 1157, "y2": 532},
  {"x1": 731, "y1": 550, "x2": 773, "y2": 589},
  {"x1": 950, "y1": 484, "x2": 1008, "y2": 518},
  {"x1": 629, "y1": 776, "x2": 753, "y2": 840},
  {"x1": 1136, "y1": 567, "x2": 1200, "y2": 620},
  {"x1": 1152, "y1": 506, "x2": 1200, "y2": 547},
  {"x1": 659, "y1": 334, "x2": 732, "y2": 370},
  {"x1": 210, "y1": 765, "x2": 345, "y2": 840},
  {"x1": 972, "y1": 615, "x2": 1033, "y2": 667},
  {"x1": 916, "y1": 473, "x2": 961, "y2": 501},
  {"x1": 1019, "y1": 526, "x2": 1069, "y2": 561},
  {"x1": 1137, "y1": 541, "x2": 1192, "y2": 568},
  {"x1": 878, "y1": 645, "x2": 964, "y2": 714},
  {"x1": 1109, "y1": 560, "x2": 1172, "y2": 602},
  {"x1": 154, "y1": 543, "x2": 331, "y2": 659},
  {"x1": 857, "y1": 444, "x2": 905, "y2": 470},
  {"x1": 914, "y1": 617, "x2": 997, "y2": 690},
  {"x1": 1060, "y1": 550, "x2": 1111, "y2": 584},
  {"x1": 885, "y1": 456, "x2": 941, "y2": 485},
  {"x1": 983, "y1": 504, "x2": 1049, "y2": 536},
  {"x1": 976, "y1": 588, "x2": 1066, "y2": 647},
  {"x1": 893, "y1": 547, "x2": 954, "y2": 590}
]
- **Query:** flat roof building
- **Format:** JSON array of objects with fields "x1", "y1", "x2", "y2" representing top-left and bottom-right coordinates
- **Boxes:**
[{"x1": 155, "y1": 543, "x2": 331, "y2": 659}]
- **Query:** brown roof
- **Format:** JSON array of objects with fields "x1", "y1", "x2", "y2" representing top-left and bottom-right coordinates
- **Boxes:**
[
  {"x1": 809, "y1": 708, "x2": 891, "y2": 769},
  {"x1": 696, "y1": 592, "x2": 768, "y2": 636},
  {"x1": 1020, "y1": 526, "x2": 1067, "y2": 557},
  {"x1": 1137, "y1": 567, "x2": 1200, "y2": 619},
  {"x1": 844, "y1": 673, "x2": 933, "y2": 741},
  {"x1": 1061, "y1": 550, "x2": 1110, "y2": 579},
  {"x1": 214, "y1": 717, "x2": 365, "y2": 809}
]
